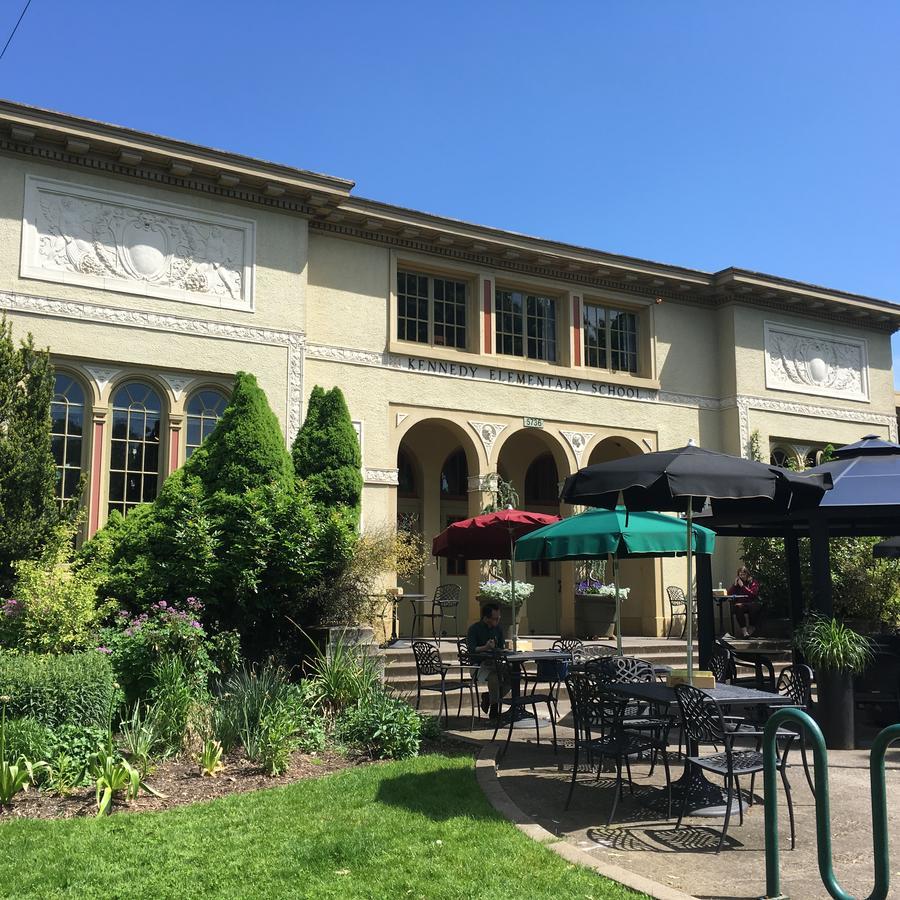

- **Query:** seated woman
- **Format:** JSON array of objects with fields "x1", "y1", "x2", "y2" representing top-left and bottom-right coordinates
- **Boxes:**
[{"x1": 729, "y1": 565, "x2": 762, "y2": 638}]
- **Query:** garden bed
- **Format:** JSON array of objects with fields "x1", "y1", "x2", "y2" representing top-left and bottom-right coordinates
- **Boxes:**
[{"x1": 1, "y1": 746, "x2": 360, "y2": 821}]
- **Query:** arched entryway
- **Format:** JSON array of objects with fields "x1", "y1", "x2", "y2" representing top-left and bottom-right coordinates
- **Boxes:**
[
  {"x1": 584, "y1": 435, "x2": 662, "y2": 637},
  {"x1": 496, "y1": 429, "x2": 568, "y2": 635},
  {"x1": 396, "y1": 418, "x2": 479, "y2": 637}
]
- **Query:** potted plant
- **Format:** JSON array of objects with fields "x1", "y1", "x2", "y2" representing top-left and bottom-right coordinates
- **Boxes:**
[
  {"x1": 574, "y1": 579, "x2": 630, "y2": 639},
  {"x1": 478, "y1": 579, "x2": 535, "y2": 633},
  {"x1": 794, "y1": 614, "x2": 874, "y2": 750}
]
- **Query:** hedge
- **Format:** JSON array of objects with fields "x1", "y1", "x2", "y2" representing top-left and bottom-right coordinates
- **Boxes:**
[{"x1": 0, "y1": 650, "x2": 117, "y2": 728}]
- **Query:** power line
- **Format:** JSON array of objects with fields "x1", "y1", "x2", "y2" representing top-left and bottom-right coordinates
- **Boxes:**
[{"x1": 0, "y1": 0, "x2": 34, "y2": 63}]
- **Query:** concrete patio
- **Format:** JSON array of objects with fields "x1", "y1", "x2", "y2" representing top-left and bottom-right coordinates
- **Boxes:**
[{"x1": 444, "y1": 688, "x2": 900, "y2": 899}]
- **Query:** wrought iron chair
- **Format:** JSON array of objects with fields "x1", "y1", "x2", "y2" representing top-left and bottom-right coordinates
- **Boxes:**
[
  {"x1": 595, "y1": 655, "x2": 673, "y2": 771},
  {"x1": 742, "y1": 664, "x2": 815, "y2": 797},
  {"x1": 524, "y1": 638, "x2": 583, "y2": 716},
  {"x1": 411, "y1": 640, "x2": 475, "y2": 727},
  {"x1": 564, "y1": 668, "x2": 672, "y2": 823},
  {"x1": 490, "y1": 653, "x2": 558, "y2": 759},
  {"x1": 708, "y1": 641, "x2": 737, "y2": 684},
  {"x1": 411, "y1": 584, "x2": 462, "y2": 643},
  {"x1": 666, "y1": 585, "x2": 688, "y2": 639},
  {"x1": 717, "y1": 637, "x2": 776, "y2": 691},
  {"x1": 455, "y1": 638, "x2": 483, "y2": 730},
  {"x1": 674, "y1": 683, "x2": 796, "y2": 853}
]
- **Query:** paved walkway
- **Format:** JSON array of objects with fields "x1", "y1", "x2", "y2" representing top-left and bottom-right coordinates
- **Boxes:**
[{"x1": 447, "y1": 704, "x2": 900, "y2": 899}]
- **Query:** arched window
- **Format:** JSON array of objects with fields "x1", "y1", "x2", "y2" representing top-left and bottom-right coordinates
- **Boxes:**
[
  {"x1": 51, "y1": 374, "x2": 85, "y2": 506},
  {"x1": 804, "y1": 449, "x2": 823, "y2": 469},
  {"x1": 524, "y1": 453, "x2": 559, "y2": 505},
  {"x1": 186, "y1": 389, "x2": 229, "y2": 458},
  {"x1": 398, "y1": 449, "x2": 418, "y2": 498},
  {"x1": 109, "y1": 382, "x2": 162, "y2": 516},
  {"x1": 440, "y1": 449, "x2": 468, "y2": 498},
  {"x1": 769, "y1": 447, "x2": 793, "y2": 469}
]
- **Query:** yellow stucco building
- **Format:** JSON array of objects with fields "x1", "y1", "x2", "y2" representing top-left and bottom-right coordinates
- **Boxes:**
[{"x1": 1, "y1": 100, "x2": 897, "y2": 638}]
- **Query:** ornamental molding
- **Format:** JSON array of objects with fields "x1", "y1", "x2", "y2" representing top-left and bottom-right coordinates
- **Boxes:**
[
  {"x1": 657, "y1": 391, "x2": 722, "y2": 410},
  {"x1": 468, "y1": 474, "x2": 500, "y2": 493},
  {"x1": 159, "y1": 373, "x2": 196, "y2": 399},
  {"x1": 559, "y1": 430, "x2": 595, "y2": 465},
  {"x1": 0, "y1": 289, "x2": 305, "y2": 440},
  {"x1": 468, "y1": 421, "x2": 507, "y2": 462},
  {"x1": 732, "y1": 394, "x2": 896, "y2": 457},
  {"x1": 363, "y1": 467, "x2": 399, "y2": 485},
  {"x1": 306, "y1": 343, "x2": 384, "y2": 366},
  {"x1": 395, "y1": 412, "x2": 409, "y2": 428},
  {"x1": 764, "y1": 321, "x2": 868, "y2": 402},
  {"x1": 21, "y1": 176, "x2": 256, "y2": 311},
  {"x1": 84, "y1": 365, "x2": 120, "y2": 394}
]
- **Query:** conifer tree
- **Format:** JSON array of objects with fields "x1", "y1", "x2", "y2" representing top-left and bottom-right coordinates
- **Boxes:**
[
  {"x1": 0, "y1": 317, "x2": 69, "y2": 592},
  {"x1": 292, "y1": 385, "x2": 362, "y2": 524},
  {"x1": 189, "y1": 371, "x2": 294, "y2": 494}
]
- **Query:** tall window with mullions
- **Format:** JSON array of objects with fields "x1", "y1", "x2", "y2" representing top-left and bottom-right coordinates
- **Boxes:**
[
  {"x1": 495, "y1": 289, "x2": 556, "y2": 361},
  {"x1": 185, "y1": 389, "x2": 229, "y2": 458},
  {"x1": 108, "y1": 382, "x2": 162, "y2": 517},
  {"x1": 584, "y1": 303, "x2": 638, "y2": 373},
  {"x1": 50, "y1": 374, "x2": 85, "y2": 507}
]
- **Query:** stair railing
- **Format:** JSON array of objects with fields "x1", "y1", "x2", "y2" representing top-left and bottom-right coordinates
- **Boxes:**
[{"x1": 761, "y1": 707, "x2": 900, "y2": 900}]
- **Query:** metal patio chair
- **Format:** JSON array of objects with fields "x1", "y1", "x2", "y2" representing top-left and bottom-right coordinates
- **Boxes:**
[
  {"x1": 411, "y1": 640, "x2": 475, "y2": 727},
  {"x1": 675, "y1": 683, "x2": 796, "y2": 853}
]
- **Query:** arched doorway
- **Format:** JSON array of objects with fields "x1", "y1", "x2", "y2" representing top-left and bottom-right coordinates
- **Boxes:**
[
  {"x1": 585, "y1": 435, "x2": 660, "y2": 637},
  {"x1": 496, "y1": 429, "x2": 567, "y2": 636},
  {"x1": 396, "y1": 419, "x2": 479, "y2": 637}
]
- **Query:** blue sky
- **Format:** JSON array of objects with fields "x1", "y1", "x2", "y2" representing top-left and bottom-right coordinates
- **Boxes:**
[{"x1": 2, "y1": 1, "x2": 898, "y2": 384}]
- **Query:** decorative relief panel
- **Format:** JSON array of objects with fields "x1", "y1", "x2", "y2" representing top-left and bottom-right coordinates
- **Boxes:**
[
  {"x1": 363, "y1": 467, "x2": 399, "y2": 485},
  {"x1": 468, "y1": 420, "x2": 507, "y2": 462},
  {"x1": 559, "y1": 430, "x2": 595, "y2": 465},
  {"x1": 468, "y1": 474, "x2": 499, "y2": 493},
  {"x1": 84, "y1": 365, "x2": 120, "y2": 394},
  {"x1": 21, "y1": 176, "x2": 256, "y2": 311},
  {"x1": 764, "y1": 322, "x2": 868, "y2": 402}
]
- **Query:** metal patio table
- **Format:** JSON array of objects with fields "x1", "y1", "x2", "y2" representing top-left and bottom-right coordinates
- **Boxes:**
[
  {"x1": 491, "y1": 649, "x2": 572, "y2": 727},
  {"x1": 605, "y1": 680, "x2": 795, "y2": 816}
]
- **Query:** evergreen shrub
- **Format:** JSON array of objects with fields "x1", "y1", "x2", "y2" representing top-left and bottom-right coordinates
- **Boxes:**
[{"x1": 0, "y1": 650, "x2": 118, "y2": 729}]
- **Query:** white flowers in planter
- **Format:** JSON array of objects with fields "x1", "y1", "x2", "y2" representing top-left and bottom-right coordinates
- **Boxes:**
[
  {"x1": 575, "y1": 579, "x2": 630, "y2": 599},
  {"x1": 478, "y1": 580, "x2": 535, "y2": 606}
]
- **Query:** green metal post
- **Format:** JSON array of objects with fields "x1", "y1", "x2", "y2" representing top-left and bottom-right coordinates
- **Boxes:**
[{"x1": 761, "y1": 709, "x2": 900, "y2": 900}]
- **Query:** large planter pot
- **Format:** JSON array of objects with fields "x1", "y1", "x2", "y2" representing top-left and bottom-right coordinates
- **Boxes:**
[
  {"x1": 814, "y1": 669, "x2": 855, "y2": 750},
  {"x1": 498, "y1": 601, "x2": 527, "y2": 635},
  {"x1": 574, "y1": 593, "x2": 617, "y2": 639}
]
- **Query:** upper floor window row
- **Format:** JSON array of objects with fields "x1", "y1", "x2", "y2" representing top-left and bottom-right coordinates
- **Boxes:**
[{"x1": 395, "y1": 270, "x2": 641, "y2": 375}]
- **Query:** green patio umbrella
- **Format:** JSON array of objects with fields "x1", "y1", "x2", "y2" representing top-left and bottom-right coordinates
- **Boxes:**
[{"x1": 514, "y1": 507, "x2": 716, "y2": 654}]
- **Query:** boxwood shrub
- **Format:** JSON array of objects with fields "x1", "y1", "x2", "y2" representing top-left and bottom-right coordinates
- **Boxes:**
[{"x1": 0, "y1": 650, "x2": 118, "y2": 728}]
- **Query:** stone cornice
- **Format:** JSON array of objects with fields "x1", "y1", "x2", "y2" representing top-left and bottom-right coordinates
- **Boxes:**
[{"x1": 1, "y1": 100, "x2": 897, "y2": 331}]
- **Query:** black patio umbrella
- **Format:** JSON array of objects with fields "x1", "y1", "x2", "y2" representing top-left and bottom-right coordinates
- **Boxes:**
[
  {"x1": 873, "y1": 537, "x2": 900, "y2": 559},
  {"x1": 560, "y1": 442, "x2": 833, "y2": 681}
]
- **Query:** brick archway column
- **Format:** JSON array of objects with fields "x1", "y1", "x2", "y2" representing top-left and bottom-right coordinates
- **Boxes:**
[
  {"x1": 87, "y1": 409, "x2": 107, "y2": 538},
  {"x1": 466, "y1": 473, "x2": 497, "y2": 628}
]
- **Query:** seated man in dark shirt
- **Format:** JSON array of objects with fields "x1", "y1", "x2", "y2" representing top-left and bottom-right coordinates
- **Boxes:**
[{"x1": 466, "y1": 602, "x2": 510, "y2": 718}]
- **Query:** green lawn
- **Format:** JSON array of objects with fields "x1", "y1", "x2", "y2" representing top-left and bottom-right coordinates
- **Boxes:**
[{"x1": 0, "y1": 754, "x2": 644, "y2": 899}]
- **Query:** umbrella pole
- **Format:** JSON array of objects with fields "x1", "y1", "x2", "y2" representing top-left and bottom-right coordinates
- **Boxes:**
[
  {"x1": 510, "y1": 533, "x2": 518, "y2": 651},
  {"x1": 613, "y1": 553, "x2": 622, "y2": 656},
  {"x1": 685, "y1": 504, "x2": 694, "y2": 685}
]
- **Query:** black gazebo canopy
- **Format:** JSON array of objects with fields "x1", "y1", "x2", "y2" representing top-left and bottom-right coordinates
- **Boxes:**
[{"x1": 694, "y1": 435, "x2": 900, "y2": 666}]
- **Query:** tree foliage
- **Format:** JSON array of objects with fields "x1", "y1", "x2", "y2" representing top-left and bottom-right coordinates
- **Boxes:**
[
  {"x1": 741, "y1": 430, "x2": 900, "y2": 627},
  {"x1": 0, "y1": 316, "x2": 76, "y2": 593},
  {"x1": 83, "y1": 372, "x2": 356, "y2": 660},
  {"x1": 292, "y1": 385, "x2": 362, "y2": 525}
]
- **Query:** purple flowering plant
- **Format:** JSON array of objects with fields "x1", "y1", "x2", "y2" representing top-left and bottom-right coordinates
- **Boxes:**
[{"x1": 101, "y1": 597, "x2": 238, "y2": 703}]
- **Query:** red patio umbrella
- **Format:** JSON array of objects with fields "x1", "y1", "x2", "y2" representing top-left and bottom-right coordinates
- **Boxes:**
[{"x1": 432, "y1": 508, "x2": 560, "y2": 649}]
